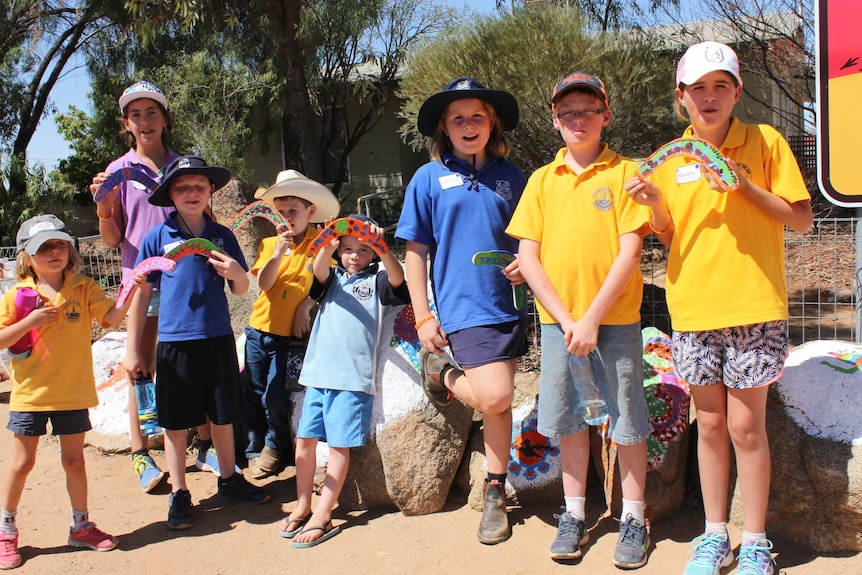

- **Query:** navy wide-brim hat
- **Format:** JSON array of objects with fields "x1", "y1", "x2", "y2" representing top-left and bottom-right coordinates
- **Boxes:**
[
  {"x1": 417, "y1": 77, "x2": 519, "y2": 137},
  {"x1": 149, "y1": 155, "x2": 232, "y2": 207}
]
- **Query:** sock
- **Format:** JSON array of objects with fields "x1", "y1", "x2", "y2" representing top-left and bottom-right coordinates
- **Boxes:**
[
  {"x1": 621, "y1": 498, "x2": 645, "y2": 524},
  {"x1": 71, "y1": 508, "x2": 89, "y2": 531},
  {"x1": 564, "y1": 496, "x2": 586, "y2": 521},
  {"x1": 198, "y1": 439, "x2": 213, "y2": 453},
  {"x1": 742, "y1": 530, "x2": 766, "y2": 545},
  {"x1": 1, "y1": 509, "x2": 17, "y2": 533},
  {"x1": 486, "y1": 472, "x2": 506, "y2": 485},
  {"x1": 705, "y1": 520, "x2": 728, "y2": 535}
]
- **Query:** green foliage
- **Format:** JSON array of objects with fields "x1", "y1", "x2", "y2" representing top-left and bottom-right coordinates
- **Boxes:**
[
  {"x1": 399, "y1": 5, "x2": 685, "y2": 174},
  {"x1": 0, "y1": 154, "x2": 72, "y2": 244}
]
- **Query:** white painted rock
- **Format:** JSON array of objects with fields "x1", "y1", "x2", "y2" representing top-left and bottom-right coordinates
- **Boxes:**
[
  {"x1": 730, "y1": 340, "x2": 862, "y2": 551},
  {"x1": 88, "y1": 332, "x2": 139, "y2": 453}
]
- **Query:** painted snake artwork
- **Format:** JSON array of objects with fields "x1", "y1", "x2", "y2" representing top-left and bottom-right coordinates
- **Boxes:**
[
  {"x1": 638, "y1": 138, "x2": 738, "y2": 191},
  {"x1": 309, "y1": 217, "x2": 390, "y2": 255},
  {"x1": 93, "y1": 167, "x2": 159, "y2": 204}
]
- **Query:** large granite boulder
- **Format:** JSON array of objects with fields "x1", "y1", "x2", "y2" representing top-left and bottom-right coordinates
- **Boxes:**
[
  {"x1": 293, "y1": 303, "x2": 474, "y2": 516},
  {"x1": 730, "y1": 340, "x2": 862, "y2": 551}
]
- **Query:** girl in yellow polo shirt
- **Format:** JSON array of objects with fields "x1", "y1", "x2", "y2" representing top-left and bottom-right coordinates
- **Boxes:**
[{"x1": 625, "y1": 42, "x2": 813, "y2": 575}]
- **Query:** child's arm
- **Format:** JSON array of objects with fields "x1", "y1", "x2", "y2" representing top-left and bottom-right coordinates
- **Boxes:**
[
  {"x1": 0, "y1": 306, "x2": 60, "y2": 350},
  {"x1": 312, "y1": 220, "x2": 339, "y2": 284},
  {"x1": 123, "y1": 281, "x2": 154, "y2": 378},
  {"x1": 102, "y1": 272, "x2": 147, "y2": 326},
  {"x1": 404, "y1": 240, "x2": 447, "y2": 353},
  {"x1": 257, "y1": 228, "x2": 294, "y2": 292},
  {"x1": 567, "y1": 231, "x2": 643, "y2": 354},
  {"x1": 625, "y1": 176, "x2": 674, "y2": 246},
  {"x1": 208, "y1": 251, "x2": 250, "y2": 296},
  {"x1": 517, "y1": 239, "x2": 576, "y2": 332},
  {"x1": 293, "y1": 297, "x2": 317, "y2": 338},
  {"x1": 90, "y1": 172, "x2": 124, "y2": 249},
  {"x1": 731, "y1": 166, "x2": 814, "y2": 233}
]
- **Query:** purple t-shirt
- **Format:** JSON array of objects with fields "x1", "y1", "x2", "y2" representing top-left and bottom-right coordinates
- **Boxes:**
[{"x1": 104, "y1": 148, "x2": 178, "y2": 281}]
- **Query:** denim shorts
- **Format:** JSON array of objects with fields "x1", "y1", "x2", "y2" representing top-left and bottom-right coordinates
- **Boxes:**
[
  {"x1": 672, "y1": 320, "x2": 788, "y2": 389},
  {"x1": 447, "y1": 318, "x2": 527, "y2": 368},
  {"x1": 296, "y1": 387, "x2": 373, "y2": 448},
  {"x1": 7, "y1": 410, "x2": 92, "y2": 436},
  {"x1": 537, "y1": 322, "x2": 651, "y2": 445}
]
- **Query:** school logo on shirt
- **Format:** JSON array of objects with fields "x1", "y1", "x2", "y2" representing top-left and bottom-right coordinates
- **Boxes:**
[
  {"x1": 210, "y1": 237, "x2": 226, "y2": 251},
  {"x1": 592, "y1": 187, "x2": 613, "y2": 211},
  {"x1": 63, "y1": 298, "x2": 82, "y2": 322},
  {"x1": 352, "y1": 281, "x2": 374, "y2": 302},
  {"x1": 495, "y1": 180, "x2": 513, "y2": 201},
  {"x1": 736, "y1": 161, "x2": 752, "y2": 179}
]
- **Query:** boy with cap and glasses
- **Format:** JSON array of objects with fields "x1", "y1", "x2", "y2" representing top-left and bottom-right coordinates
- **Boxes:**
[
  {"x1": 88, "y1": 80, "x2": 222, "y2": 492},
  {"x1": 507, "y1": 72, "x2": 652, "y2": 568},
  {"x1": 127, "y1": 156, "x2": 270, "y2": 531}
]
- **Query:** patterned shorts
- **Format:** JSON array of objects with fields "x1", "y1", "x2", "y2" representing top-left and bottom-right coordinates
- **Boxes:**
[{"x1": 672, "y1": 320, "x2": 788, "y2": 389}]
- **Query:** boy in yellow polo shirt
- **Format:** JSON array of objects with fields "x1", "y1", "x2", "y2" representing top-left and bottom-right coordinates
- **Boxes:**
[
  {"x1": 507, "y1": 72, "x2": 651, "y2": 568},
  {"x1": 243, "y1": 170, "x2": 340, "y2": 479}
]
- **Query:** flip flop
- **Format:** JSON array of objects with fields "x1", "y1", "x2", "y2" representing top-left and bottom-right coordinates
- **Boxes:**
[
  {"x1": 290, "y1": 522, "x2": 342, "y2": 548},
  {"x1": 278, "y1": 515, "x2": 309, "y2": 539}
]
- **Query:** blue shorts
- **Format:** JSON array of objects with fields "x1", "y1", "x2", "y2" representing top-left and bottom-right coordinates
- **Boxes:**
[
  {"x1": 447, "y1": 319, "x2": 527, "y2": 369},
  {"x1": 537, "y1": 322, "x2": 651, "y2": 445},
  {"x1": 7, "y1": 410, "x2": 92, "y2": 436},
  {"x1": 296, "y1": 387, "x2": 373, "y2": 448},
  {"x1": 672, "y1": 320, "x2": 788, "y2": 389}
]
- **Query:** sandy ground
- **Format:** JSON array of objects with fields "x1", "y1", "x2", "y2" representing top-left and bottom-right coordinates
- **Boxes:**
[{"x1": 0, "y1": 386, "x2": 859, "y2": 575}]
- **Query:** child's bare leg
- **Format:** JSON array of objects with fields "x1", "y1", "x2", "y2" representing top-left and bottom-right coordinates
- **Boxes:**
[
  {"x1": 285, "y1": 437, "x2": 318, "y2": 523},
  {"x1": 617, "y1": 440, "x2": 647, "y2": 502},
  {"x1": 164, "y1": 429, "x2": 190, "y2": 491},
  {"x1": 209, "y1": 422, "x2": 236, "y2": 478},
  {"x1": 59, "y1": 433, "x2": 88, "y2": 511},
  {"x1": 292, "y1": 446, "x2": 349, "y2": 544},
  {"x1": 727, "y1": 386, "x2": 770, "y2": 533},
  {"x1": 1, "y1": 435, "x2": 39, "y2": 513},
  {"x1": 560, "y1": 430, "x2": 590, "y2": 499},
  {"x1": 690, "y1": 384, "x2": 731, "y2": 524}
]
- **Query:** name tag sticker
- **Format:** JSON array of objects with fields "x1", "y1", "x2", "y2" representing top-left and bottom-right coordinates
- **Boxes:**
[
  {"x1": 439, "y1": 174, "x2": 463, "y2": 190},
  {"x1": 676, "y1": 164, "x2": 702, "y2": 185},
  {"x1": 163, "y1": 241, "x2": 182, "y2": 255}
]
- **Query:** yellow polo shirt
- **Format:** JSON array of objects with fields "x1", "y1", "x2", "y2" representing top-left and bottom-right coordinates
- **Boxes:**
[
  {"x1": 247, "y1": 229, "x2": 319, "y2": 337},
  {"x1": 507, "y1": 145, "x2": 648, "y2": 325},
  {"x1": 649, "y1": 119, "x2": 810, "y2": 331},
  {"x1": 1, "y1": 273, "x2": 114, "y2": 412}
]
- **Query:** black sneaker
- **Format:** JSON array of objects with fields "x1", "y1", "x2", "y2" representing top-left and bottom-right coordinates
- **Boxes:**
[
  {"x1": 167, "y1": 489, "x2": 194, "y2": 530},
  {"x1": 550, "y1": 511, "x2": 589, "y2": 559},
  {"x1": 217, "y1": 473, "x2": 271, "y2": 504}
]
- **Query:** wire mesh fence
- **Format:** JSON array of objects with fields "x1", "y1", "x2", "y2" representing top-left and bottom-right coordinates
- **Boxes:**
[{"x1": 1, "y1": 218, "x2": 856, "y2": 358}]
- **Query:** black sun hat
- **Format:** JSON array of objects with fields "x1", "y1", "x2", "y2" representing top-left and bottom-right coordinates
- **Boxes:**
[
  {"x1": 417, "y1": 77, "x2": 519, "y2": 137},
  {"x1": 149, "y1": 155, "x2": 232, "y2": 207}
]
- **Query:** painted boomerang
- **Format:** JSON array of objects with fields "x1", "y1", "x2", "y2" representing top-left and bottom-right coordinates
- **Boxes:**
[
  {"x1": 115, "y1": 256, "x2": 177, "y2": 308},
  {"x1": 638, "y1": 138, "x2": 738, "y2": 191},
  {"x1": 163, "y1": 237, "x2": 223, "y2": 261},
  {"x1": 472, "y1": 250, "x2": 527, "y2": 311},
  {"x1": 309, "y1": 217, "x2": 390, "y2": 256},
  {"x1": 93, "y1": 167, "x2": 159, "y2": 203},
  {"x1": 229, "y1": 201, "x2": 289, "y2": 232}
]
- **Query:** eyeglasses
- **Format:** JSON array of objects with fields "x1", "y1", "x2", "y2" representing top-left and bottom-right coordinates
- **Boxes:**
[{"x1": 555, "y1": 108, "x2": 606, "y2": 122}]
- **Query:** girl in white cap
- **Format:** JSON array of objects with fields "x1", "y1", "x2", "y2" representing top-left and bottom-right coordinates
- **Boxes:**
[{"x1": 625, "y1": 41, "x2": 813, "y2": 575}]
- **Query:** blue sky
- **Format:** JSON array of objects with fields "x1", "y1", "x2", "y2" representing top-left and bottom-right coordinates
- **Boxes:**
[{"x1": 26, "y1": 0, "x2": 501, "y2": 169}]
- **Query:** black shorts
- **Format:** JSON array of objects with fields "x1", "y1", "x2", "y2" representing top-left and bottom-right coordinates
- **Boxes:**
[
  {"x1": 155, "y1": 335, "x2": 242, "y2": 430},
  {"x1": 447, "y1": 318, "x2": 528, "y2": 368}
]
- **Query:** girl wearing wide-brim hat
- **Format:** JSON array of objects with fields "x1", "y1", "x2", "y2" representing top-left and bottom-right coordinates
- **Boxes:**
[{"x1": 396, "y1": 77, "x2": 528, "y2": 545}]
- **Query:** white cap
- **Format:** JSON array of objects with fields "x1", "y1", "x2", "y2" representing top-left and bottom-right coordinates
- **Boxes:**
[
  {"x1": 676, "y1": 41, "x2": 742, "y2": 87},
  {"x1": 118, "y1": 80, "x2": 168, "y2": 112}
]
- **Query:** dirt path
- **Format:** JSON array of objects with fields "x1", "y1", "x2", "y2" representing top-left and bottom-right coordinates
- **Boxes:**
[{"x1": 0, "y1": 387, "x2": 858, "y2": 575}]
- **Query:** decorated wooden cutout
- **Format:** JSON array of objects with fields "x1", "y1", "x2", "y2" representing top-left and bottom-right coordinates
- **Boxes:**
[
  {"x1": 472, "y1": 250, "x2": 527, "y2": 311},
  {"x1": 94, "y1": 167, "x2": 159, "y2": 203},
  {"x1": 638, "y1": 138, "x2": 738, "y2": 191},
  {"x1": 115, "y1": 256, "x2": 177, "y2": 308},
  {"x1": 309, "y1": 217, "x2": 389, "y2": 255},
  {"x1": 229, "y1": 200, "x2": 289, "y2": 232},
  {"x1": 163, "y1": 237, "x2": 222, "y2": 261}
]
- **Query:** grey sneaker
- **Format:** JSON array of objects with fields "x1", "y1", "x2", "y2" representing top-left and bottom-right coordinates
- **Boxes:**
[
  {"x1": 217, "y1": 473, "x2": 271, "y2": 504},
  {"x1": 683, "y1": 532, "x2": 733, "y2": 575},
  {"x1": 549, "y1": 511, "x2": 589, "y2": 560},
  {"x1": 613, "y1": 514, "x2": 649, "y2": 569},
  {"x1": 167, "y1": 489, "x2": 194, "y2": 530},
  {"x1": 736, "y1": 539, "x2": 775, "y2": 575}
]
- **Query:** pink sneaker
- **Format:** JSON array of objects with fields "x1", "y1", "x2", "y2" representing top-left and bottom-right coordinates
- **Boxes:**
[
  {"x1": 0, "y1": 531, "x2": 21, "y2": 570},
  {"x1": 68, "y1": 522, "x2": 118, "y2": 552}
]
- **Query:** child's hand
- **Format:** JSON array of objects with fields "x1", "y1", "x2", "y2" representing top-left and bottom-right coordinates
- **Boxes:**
[
  {"x1": 293, "y1": 298, "x2": 317, "y2": 338},
  {"x1": 208, "y1": 251, "x2": 246, "y2": 282},
  {"x1": 24, "y1": 304, "x2": 60, "y2": 328},
  {"x1": 625, "y1": 176, "x2": 663, "y2": 207},
  {"x1": 724, "y1": 158, "x2": 750, "y2": 194},
  {"x1": 273, "y1": 227, "x2": 294, "y2": 256},
  {"x1": 502, "y1": 255, "x2": 525, "y2": 286},
  {"x1": 417, "y1": 318, "x2": 449, "y2": 353},
  {"x1": 563, "y1": 318, "x2": 598, "y2": 356},
  {"x1": 316, "y1": 219, "x2": 340, "y2": 253},
  {"x1": 123, "y1": 350, "x2": 147, "y2": 380}
]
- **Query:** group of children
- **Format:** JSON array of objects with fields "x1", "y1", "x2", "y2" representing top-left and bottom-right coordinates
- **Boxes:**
[{"x1": 0, "y1": 39, "x2": 812, "y2": 575}]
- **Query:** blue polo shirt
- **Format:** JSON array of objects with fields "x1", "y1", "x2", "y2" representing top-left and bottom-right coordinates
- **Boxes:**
[
  {"x1": 137, "y1": 213, "x2": 249, "y2": 341},
  {"x1": 396, "y1": 153, "x2": 526, "y2": 334}
]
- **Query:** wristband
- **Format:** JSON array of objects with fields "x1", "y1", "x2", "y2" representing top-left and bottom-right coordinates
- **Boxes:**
[
  {"x1": 649, "y1": 217, "x2": 673, "y2": 235},
  {"x1": 414, "y1": 313, "x2": 436, "y2": 330}
]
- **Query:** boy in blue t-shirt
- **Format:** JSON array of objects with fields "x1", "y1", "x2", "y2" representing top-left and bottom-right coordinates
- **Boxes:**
[{"x1": 126, "y1": 155, "x2": 269, "y2": 531}]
